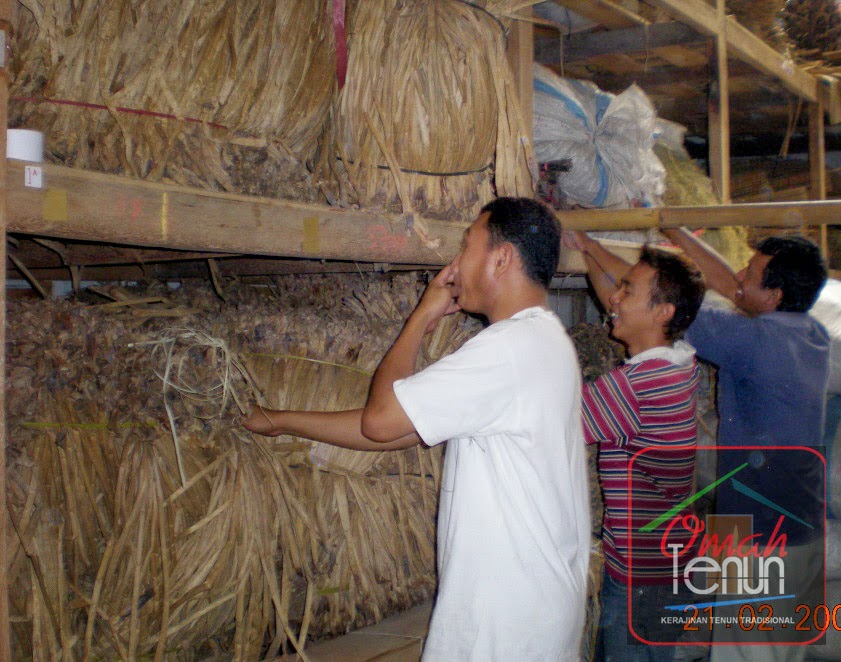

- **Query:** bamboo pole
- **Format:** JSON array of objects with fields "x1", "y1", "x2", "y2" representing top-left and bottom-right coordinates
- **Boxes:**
[
  {"x1": 809, "y1": 100, "x2": 828, "y2": 258},
  {"x1": 8, "y1": 161, "x2": 841, "y2": 271},
  {"x1": 0, "y1": 0, "x2": 11, "y2": 657}
]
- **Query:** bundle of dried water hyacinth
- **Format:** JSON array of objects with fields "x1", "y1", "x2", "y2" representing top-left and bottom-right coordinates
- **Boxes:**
[
  {"x1": 11, "y1": 0, "x2": 539, "y2": 224},
  {"x1": 5, "y1": 274, "x2": 477, "y2": 658},
  {"x1": 320, "y1": 0, "x2": 538, "y2": 230},
  {"x1": 10, "y1": 0, "x2": 335, "y2": 199},
  {"x1": 726, "y1": 0, "x2": 791, "y2": 52}
]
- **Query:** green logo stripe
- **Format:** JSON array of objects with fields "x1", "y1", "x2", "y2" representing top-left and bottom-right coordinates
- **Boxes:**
[{"x1": 639, "y1": 462, "x2": 749, "y2": 533}]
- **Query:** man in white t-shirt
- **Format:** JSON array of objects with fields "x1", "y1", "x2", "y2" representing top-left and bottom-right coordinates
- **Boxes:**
[{"x1": 243, "y1": 197, "x2": 591, "y2": 660}]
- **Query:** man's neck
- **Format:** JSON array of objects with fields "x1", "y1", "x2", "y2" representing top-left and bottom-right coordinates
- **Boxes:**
[
  {"x1": 627, "y1": 336, "x2": 672, "y2": 358},
  {"x1": 487, "y1": 287, "x2": 547, "y2": 324}
]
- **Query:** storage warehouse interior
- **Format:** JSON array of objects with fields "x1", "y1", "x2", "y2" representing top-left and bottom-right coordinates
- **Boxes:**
[{"x1": 4, "y1": 0, "x2": 841, "y2": 659}]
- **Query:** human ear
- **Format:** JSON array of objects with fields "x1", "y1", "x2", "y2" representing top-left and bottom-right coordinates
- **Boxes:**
[
  {"x1": 764, "y1": 287, "x2": 783, "y2": 311},
  {"x1": 655, "y1": 302, "x2": 676, "y2": 327},
  {"x1": 493, "y1": 242, "x2": 514, "y2": 277}
]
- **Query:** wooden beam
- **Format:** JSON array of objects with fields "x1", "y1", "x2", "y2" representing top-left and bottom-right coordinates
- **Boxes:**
[
  {"x1": 551, "y1": 0, "x2": 645, "y2": 30},
  {"x1": 708, "y1": 0, "x2": 731, "y2": 203},
  {"x1": 653, "y1": 44, "x2": 709, "y2": 68},
  {"x1": 9, "y1": 241, "x2": 241, "y2": 268},
  {"x1": 6, "y1": 162, "x2": 459, "y2": 266},
  {"x1": 645, "y1": 0, "x2": 818, "y2": 102},
  {"x1": 819, "y1": 75, "x2": 841, "y2": 125},
  {"x1": 0, "y1": 0, "x2": 11, "y2": 658},
  {"x1": 810, "y1": 100, "x2": 828, "y2": 257},
  {"x1": 563, "y1": 201, "x2": 841, "y2": 230},
  {"x1": 8, "y1": 259, "x2": 431, "y2": 282},
  {"x1": 535, "y1": 21, "x2": 702, "y2": 65},
  {"x1": 9, "y1": 164, "x2": 841, "y2": 271},
  {"x1": 507, "y1": 8, "x2": 534, "y2": 138}
]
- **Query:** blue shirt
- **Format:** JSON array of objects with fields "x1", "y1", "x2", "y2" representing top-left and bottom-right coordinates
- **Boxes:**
[
  {"x1": 687, "y1": 307, "x2": 830, "y2": 543},
  {"x1": 688, "y1": 307, "x2": 829, "y2": 448}
]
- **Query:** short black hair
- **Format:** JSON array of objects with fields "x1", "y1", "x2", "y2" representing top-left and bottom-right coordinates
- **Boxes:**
[
  {"x1": 757, "y1": 236, "x2": 827, "y2": 312},
  {"x1": 481, "y1": 197, "x2": 561, "y2": 288},
  {"x1": 639, "y1": 246, "x2": 705, "y2": 341}
]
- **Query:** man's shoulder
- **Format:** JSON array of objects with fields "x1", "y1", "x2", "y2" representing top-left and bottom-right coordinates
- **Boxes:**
[
  {"x1": 693, "y1": 306, "x2": 783, "y2": 342},
  {"x1": 484, "y1": 307, "x2": 568, "y2": 341},
  {"x1": 454, "y1": 309, "x2": 571, "y2": 367},
  {"x1": 624, "y1": 356, "x2": 699, "y2": 387},
  {"x1": 752, "y1": 311, "x2": 830, "y2": 350}
]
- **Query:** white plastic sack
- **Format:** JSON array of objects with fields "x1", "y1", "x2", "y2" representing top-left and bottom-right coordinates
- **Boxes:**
[
  {"x1": 533, "y1": 63, "x2": 665, "y2": 209},
  {"x1": 810, "y1": 278, "x2": 841, "y2": 393},
  {"x1": 807, "y1": 580, "x2": 841, "y2": 659}
]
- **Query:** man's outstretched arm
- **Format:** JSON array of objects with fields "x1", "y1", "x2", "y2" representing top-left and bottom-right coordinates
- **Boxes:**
[
  {"x1": 564, "y1": 230, "x2": 629, "y2": 310},
  {"x1": 661, "y1": 228, "x2": 740, "y2": 302},
  {"x1": 242, "y1": 406, "x2": 420, "y2": 451}
]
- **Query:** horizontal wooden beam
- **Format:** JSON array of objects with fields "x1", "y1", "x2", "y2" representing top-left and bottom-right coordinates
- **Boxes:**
[
  {"x1": 645, "y1": 0, "x2": 818, "y2": 101},
  {"x1": 12, "y1": 238, "x2": 240, "y2": 268},
  {"x1": 536, "y1": 21, "x2": 702, "y2": 64},
  {"x1": 8, "y1": 163, "x2": 841, "y2": 273},
  {"x1": 560, "y1": 200, "x2": 841, "y2": 231},
  {"x1": 6, "y1": 162, "x2": 458, "y2": 266},
  {"x1": 550, "y1": 0, "x2": 645, "y2": 30},
  {"x1": 7, "y1": 258, "x2": 429, "y2": 282}
]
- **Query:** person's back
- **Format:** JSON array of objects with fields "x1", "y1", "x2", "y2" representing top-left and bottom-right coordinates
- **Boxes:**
[
  {"x1": 662, "y1": 229, "x2": 829, "y2": 658},
  {"x1": 689, "y1": 306, "x2": 829, "y2": 546},
  {"x1": 684, "y1": 236, "x2": 830, "y2": 545},
  {"x1": 411, "y1": 306, "x2": 590, "y2": 660},
  {"x1": 688, "y1": 304, "x2": 828, "y2": 449}
]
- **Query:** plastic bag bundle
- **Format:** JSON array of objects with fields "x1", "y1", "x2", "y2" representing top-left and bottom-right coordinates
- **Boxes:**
[
  {"x1": 810, "y1": 278, "x2": 841, "y2": 393},
  {"x1": 533, "y1": 64, "x2": 665, "y2": 209}
]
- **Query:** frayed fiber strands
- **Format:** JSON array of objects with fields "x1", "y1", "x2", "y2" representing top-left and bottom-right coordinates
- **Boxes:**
[
  {"x1": 11, "y1": 0, "x2": 539, "y2": 226},
  {"x1": 726, "y1": 0, "x2": 791, "y2": 51},
  {"x1": 6, "y1": 275, "x2": 477, "y2": 658},
  {"x1": 10, "y1": 0, "x2": 335, "y2": 198},
  {"x1": 320, "y1": 0, "x2": 537, "y2": 227}
]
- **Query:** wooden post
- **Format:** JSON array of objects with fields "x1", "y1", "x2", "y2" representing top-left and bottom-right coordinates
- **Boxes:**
[
  {"x1": 809, "y1": 100, "x2": 828, "y2": 258},
  {"x1": 507, "y1": 8, "x2": 534, "y2": 139},
  {"x1": 708, "y1": 0, "x2": 731, "y2": 203},
  {"x1": 0, "y1": 0, "x2": 11, "y2": 658},
  {"x1": 506, "y1": 8, "x2": 537, "y2": 198}
]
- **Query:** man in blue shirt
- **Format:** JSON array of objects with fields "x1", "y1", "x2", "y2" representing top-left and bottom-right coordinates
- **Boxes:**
[{"x1": 663, "y1": 229, "x2": 828, "y2": 661}]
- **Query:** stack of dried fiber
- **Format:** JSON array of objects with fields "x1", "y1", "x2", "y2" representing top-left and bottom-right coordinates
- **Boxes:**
[
  {"x1": 655, "y1": 135, "x2": 753, "y2": 271},
  {"x1": 727, "y1": 0, "x2": 792, "y2": 52},
  {"x1": 11, "y1": 0, "x2": 540, "y2": 233},
  {"x1": 781, "y1": 0, "x2": 841, "y2": 55},
  {"x1": 10, "y1": 0, "x2": 335, "y2": 199},
  {"x1": 318, "y1": 0, "x2": 538, "y2": 229},
  {"x1": 6, "y1": 274, "x2": 479, "y2": 659}
]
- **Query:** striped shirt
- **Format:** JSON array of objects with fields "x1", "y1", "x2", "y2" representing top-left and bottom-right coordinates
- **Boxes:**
[{"x1": 582, "y1": 341, "x2": 700, "y2": 584}]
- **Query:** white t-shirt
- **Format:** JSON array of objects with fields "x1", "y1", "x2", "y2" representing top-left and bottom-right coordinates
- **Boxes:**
[{"x1": 394, "y1": 306, "x2": 591, "y2": 661}]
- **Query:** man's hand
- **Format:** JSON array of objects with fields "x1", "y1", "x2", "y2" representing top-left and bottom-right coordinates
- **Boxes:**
[
  {"x1": 413, "y1": 263, "x2": 462, "y2": 334},
  {"x1": 562, "y1": 230, "x2": 590, "y2": 252},
  {"x1": 241, "y1": 406, "x2": 283, "y2": 437},
  {"x1": 660, "y1": 227, "x2": 740, "y2": 302}
]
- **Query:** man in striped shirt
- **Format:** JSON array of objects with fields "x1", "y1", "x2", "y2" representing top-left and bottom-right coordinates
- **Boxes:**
[{"x1": 566, "y1": 231, "x2": 705, "y2": 662}]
